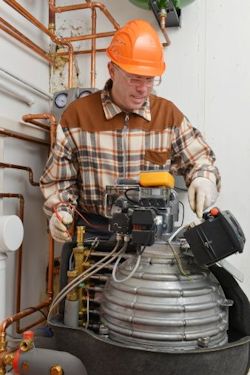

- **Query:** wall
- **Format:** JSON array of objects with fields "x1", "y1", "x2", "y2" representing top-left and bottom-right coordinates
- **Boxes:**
[
  {"x1": 0, "y1": 0, "x2": 249, "y2": 331},
  {"x1": 0, "y1": 1, "x2": 50, "y2": 325}
]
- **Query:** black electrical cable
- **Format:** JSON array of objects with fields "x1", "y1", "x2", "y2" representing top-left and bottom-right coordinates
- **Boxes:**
[{"x1": 124, "y1": 188, "x2": 141, "y2": 205}]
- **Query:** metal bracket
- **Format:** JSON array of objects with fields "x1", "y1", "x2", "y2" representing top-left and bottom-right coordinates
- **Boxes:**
[{"x1": 149, "y1": 0, "x2": 181, "y2": 28}]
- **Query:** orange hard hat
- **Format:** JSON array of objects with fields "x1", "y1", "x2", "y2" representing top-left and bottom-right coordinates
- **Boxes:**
[{"x1": 106, "y1": 19, "x2": 166, "y2": 77}]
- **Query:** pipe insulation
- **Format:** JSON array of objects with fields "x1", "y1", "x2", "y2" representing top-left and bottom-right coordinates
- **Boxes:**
[
  {"x1": 0, "y1": 80, "x2": 34, "y2": 106},
  {"x1": 0, "y1": 215, "x2": 24, "y2": 252},
  {"x1": 0, "y1": 66, "x2": 53, "y2": 99},
  {"x1": 0, "y1": 253, "x2": 7, "y2": 322},
  {"x1": 0, "y1": 215, "x2": 24, "y2": 321}
]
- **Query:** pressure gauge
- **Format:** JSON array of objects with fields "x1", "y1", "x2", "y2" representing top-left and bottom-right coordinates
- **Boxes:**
[
  {"x1": 78, "y1": 90, "x2": 92, "y2": 98},
  {"x1": 54, "y1": 92, "x2": 68, "y2": 108}
]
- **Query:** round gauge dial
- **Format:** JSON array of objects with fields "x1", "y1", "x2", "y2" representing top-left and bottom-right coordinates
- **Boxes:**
[
  {"x1": 78, "y1": 90, "x2": 92, "y2": 98},
  {"x1": 54, "y1": 92, "x2": 68, "y2": 108}
]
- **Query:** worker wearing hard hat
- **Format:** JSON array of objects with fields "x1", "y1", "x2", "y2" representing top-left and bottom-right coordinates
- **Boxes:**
[{"x1": 40, "y1": 19, "x2": 220, "y2": 243}]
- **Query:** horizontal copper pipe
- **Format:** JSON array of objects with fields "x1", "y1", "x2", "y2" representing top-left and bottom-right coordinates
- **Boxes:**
[
  {"x1": 21, "y1": 119, "x2": 50, "y2": 132},
  {"x1": 0, "y1": 128, "x2": 49, "y2": 146},
  {"x1": 0, "y1": 17, "x2": 52, "y2": 63},
  {"x1": 22, "y1": 113, "x2": 56, "y2": 131},
  {"x1": 22, "y1": 113, "x2": 57, "y2": 147},
  {"x1": 49, "y1": 1, "x2": 120, "y2": 30},
  {"x1": 62, "y1": 30, "x2": 115, "y2": 43},
  {"x1": 0, "y1": 301, "x2": 51, "y2": 340},
  {"x1": 0, "y1": 163, "x2": 39, "y2": 186},
  {"x1": 56, "y1": 47, "x2": 106, "y2": 57}
]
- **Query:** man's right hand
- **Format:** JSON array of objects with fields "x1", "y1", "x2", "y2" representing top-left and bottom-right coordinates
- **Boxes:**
[{"x1": 49, "y1": 211, "x2": 73, "y2": 243}]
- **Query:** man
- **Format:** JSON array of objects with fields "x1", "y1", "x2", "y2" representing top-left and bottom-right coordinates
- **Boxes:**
[{"x1": 40, "y1": 19, "x2": 220, "y2": 243}]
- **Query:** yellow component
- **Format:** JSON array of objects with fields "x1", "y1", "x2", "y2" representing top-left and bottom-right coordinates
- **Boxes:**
[{"x1": 139, "y1": 171, "x2": 175, "y2": 188}]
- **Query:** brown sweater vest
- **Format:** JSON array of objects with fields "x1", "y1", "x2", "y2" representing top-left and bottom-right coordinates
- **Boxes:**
[{"x1": 60, "y1": 91, "x2": 184, "y2": 132}]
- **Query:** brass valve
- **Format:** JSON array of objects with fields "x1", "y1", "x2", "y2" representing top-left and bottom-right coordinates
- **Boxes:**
[
  {"x1": 50, "y1": 365, "x2": 64, "y2": 375},
  {"x1": 76, "y1": 226, "x2": 86, "y2": 247}
]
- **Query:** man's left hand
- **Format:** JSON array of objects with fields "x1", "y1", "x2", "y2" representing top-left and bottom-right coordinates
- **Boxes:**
[{"x1": 188, "y1": 177, "x2": 218, "y2": 218}]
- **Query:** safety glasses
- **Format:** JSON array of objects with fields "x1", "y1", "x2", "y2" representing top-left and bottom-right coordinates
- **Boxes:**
[{"x1": 113, "y1": 64, "x2": 161, "y2": 88}]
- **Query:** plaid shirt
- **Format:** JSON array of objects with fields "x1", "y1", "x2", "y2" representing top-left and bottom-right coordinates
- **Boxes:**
[{"x1": 40, "y1": 80, "x2": 220, "y2": 217}]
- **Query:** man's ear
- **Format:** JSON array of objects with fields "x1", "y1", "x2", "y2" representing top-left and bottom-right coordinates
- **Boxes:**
[{"x1": 108, "y1": 62, "x2": 114, "y2": 80}]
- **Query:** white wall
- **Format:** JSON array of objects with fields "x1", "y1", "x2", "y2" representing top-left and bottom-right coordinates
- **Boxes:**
[
  {"x1": 0, "y1": 1, "x2": 50, "y2": 323},
  {"x1": 0, "y1": 0, "x2": 249, "y2": 328}
]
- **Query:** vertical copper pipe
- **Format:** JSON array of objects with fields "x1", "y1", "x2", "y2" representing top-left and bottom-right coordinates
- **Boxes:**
[
  {"x1": 50, "y1": 35, "x2": 74, "y2": 89},
  {"x1": 0, "y1": 128, "x2": 50, "y2": 146},
  {"x1": 49, "y1": 0, "x2": 56, "y2": 34},
  {"x1": 90, "y1": 7, "x2": 97, "y2": 88},
  {"x1": 47, "y1": 235, "x2": 54, "y2": 301}
]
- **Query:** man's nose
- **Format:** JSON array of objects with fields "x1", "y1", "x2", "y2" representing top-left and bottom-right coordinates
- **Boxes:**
[{"x1": 135, "y1": 81, "x2": 149, "y2": 92}]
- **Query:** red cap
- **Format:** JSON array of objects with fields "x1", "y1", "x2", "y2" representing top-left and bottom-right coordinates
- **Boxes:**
[
  {"x1": 210, "y1": 207, "x2": 220, "y2": 217},
  {"x1": 23, "y1": 330, "x2": 34, "y2": 340}
]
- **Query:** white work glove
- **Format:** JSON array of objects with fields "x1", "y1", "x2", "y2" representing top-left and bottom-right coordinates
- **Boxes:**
[
  {"x1": 49, "y1": 211, "x2": 73, "y2": 243},
  {"x1": 188, "y1": 177, "x2": 218, "y2": 219}
]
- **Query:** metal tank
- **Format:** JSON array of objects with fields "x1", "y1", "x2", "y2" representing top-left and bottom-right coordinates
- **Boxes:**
[
  {"x1": 101, "y1": 243, "x2": 230, "y2": 350},
  {"x1": 49, "y1": 238, "x2": 250, "y2": 375}
]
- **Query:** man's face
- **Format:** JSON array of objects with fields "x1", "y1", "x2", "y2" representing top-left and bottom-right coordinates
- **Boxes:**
[{"x1": 108, "y1": 63, "x2": 155, "y2": 112}]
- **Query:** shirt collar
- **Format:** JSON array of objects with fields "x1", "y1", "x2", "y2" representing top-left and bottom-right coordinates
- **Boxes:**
[{"x1": 101, "y1": 79, "x2": 151, "y2": 122}]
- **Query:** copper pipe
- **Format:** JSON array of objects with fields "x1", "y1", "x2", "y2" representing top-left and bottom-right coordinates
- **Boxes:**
[
  {"x1": 62, "y1": 31, "x2": 115, "y2": 43},
  {"x1": 3, "y1": 0, "x2": 74, "y2": 88},
  {"x1": 161, "y1": 27, "x2": 171, "y2": 46},
  {"x1": 57, "y1": 47, "x2": 106, "y2": 57},
  {"x1": 3, "y1": 0, "x2": 51, "y2": 37},
  {"x1": 0, "y1": 301, "x2": 50, "y2": 344},
  {"x1": 49, "y1": 1, "x2": 120, "y2": 30},
  {"x1": 91, "y1": 7, "x2": 97, "y2": 87},
  {"x1": 22, "y1": 113, "x2": 57, "y2": 147},
  {"x1": 48, "y1": 0, "x2": 56, "y2": 34},
  {"x1": 0, "y1": 163, "x2": 39, "y2": 186},
  {"x1": 0, "y1": 18, "x2": 52, "y2": 63},
  {"x1": 0, "y1": 128, "x2": 50, "y2": 146},
  {"x1": 21, "y1": 119, "x2": 50, "y2": 132},
  {"x1": 22, "y1": 113, "x2": 56, "y2": 132},
  {"x1": 47, "y1": 235, "x2": 55, "y2": 301},
  {"x1": 46, "y1": 33, "x2": 74, "y2": 88}
]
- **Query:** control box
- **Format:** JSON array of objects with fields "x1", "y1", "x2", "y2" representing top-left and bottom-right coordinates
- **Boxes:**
[{"x1": 184, "y1": 209, "x2": 245, "y2": 266}]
